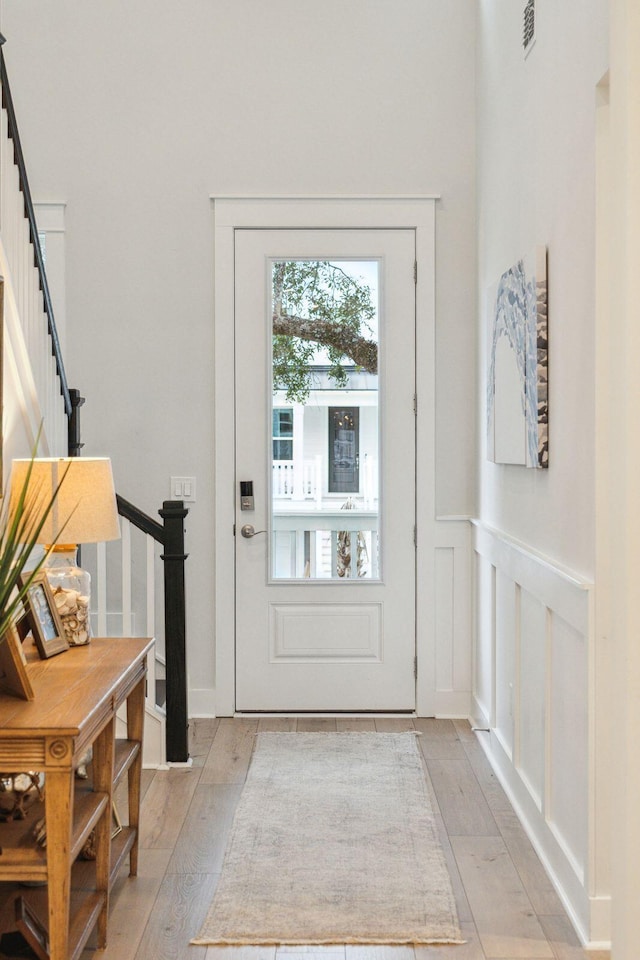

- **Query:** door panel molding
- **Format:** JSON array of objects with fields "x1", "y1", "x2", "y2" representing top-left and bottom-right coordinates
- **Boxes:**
[
  {"x1": 213, "y1": 197, "x2": 436, "y2": 716},
  {"x1": 270, "y1": 602, "x2": 383, "y2": 663}
]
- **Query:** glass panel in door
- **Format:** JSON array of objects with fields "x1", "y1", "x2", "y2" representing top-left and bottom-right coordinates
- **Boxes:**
[{"x1": 271, "y1": 260, "x2": 379, "y2": 580}]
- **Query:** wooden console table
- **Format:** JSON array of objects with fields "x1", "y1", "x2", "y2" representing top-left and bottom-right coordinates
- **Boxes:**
[{"x1": 0, "y1": 635, "x2": 153, "y2": 960}]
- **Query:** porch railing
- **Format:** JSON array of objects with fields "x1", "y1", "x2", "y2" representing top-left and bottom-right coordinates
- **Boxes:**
[
  {"x1": 272, "y1": 457, "x2": 322, "y2": 501},
  {"x1": 272, "y1": 456, "x2": 379, "y2": 505},
  {"x1": 272, "y1": 510, "x2": 379, "y2": 578}
]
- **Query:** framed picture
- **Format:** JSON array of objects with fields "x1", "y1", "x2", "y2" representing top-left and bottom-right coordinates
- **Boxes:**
[
  {"x1": 486, "y1": 245, "x2": 548, "y2": 468},
  {"x1": 0, "y1": 622, "x2": 35, "y2": 700},
  {"x1": 20, "y1": 572, "x2": 68, "y2": 659}
]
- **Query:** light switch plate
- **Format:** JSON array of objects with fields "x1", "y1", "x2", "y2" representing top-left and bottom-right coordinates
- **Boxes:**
[{"x1": 171, "y1": 476, "x2": 196, "y2": 502}]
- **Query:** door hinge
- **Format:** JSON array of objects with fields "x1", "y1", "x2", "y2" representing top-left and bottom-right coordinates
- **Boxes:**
[
  {"x1": 414, "y1": 260, "x2": 418, "y2": 283},
  {"x1": 413, "y1": 394, "x2": 417, "y2": 415},
  {"x1": 413, "y1": 525, "x2": 417, "y2": 547},
  {"x1": 414, "y1": 655, "x2": 418, "y2": 679}
]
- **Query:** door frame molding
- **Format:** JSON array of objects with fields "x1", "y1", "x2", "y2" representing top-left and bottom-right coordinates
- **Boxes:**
[{"x1": 212, "y1": 196, "x2": 438, "y2": 716}]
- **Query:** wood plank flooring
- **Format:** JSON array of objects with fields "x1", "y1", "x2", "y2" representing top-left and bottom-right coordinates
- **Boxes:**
[{"x1": 0, "y1": 719, "x2": 610, "y2": 960}]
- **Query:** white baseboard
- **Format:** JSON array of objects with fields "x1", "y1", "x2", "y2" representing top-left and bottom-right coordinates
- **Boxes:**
[
  {"x1": 431, "y1": 690, "x2": 472, "y2": 718},
  {"x1": 470, "y1": 696, "x2": 611, "y2": 949},
  {"x1": 188, "y1": 688, "x2": 217, "y2": 718}
]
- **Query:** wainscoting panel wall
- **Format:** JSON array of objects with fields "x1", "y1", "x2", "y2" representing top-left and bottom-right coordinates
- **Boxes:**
[
  {"x1": 473, "y1": 546, "x2": 494, "y2": 724},
  {"x1": 471, "y1": 521, "x2": 608, "y2": 948},
  {"x1": 518, "y1": 586, "x2": 546, "y2": 811},
  {"x1": 429, "y1": 519, "x2": 473, "y2": 716}
]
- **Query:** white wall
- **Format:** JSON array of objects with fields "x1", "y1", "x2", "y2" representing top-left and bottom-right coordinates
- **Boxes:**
[
  {"x1": 477, "y1": 0, "x2": 608, "y2": 577},
  {"x1": 475, "y1": 0, "x2": 610, "y2": 947},
  {"x1": 607, "y1": 3, "x2": 640, "y2": 957},
  {"x1": 1, "y1": 288, "x2": 49, "y2": 469},
  {"x1": 1, "y1": 198, "x2": 68, "y2": 470},
  {"x1": 0, "y1": 0, "x2": 477, "y2": 709}
]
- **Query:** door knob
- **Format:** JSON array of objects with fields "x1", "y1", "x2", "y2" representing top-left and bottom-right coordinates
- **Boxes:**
[{"x1": 240, "y1": 524, "x2": 267, "y2": 538}]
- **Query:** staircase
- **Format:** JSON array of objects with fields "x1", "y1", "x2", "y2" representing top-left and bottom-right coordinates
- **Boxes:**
[
  {"x1": 0, "y1": 37, "x2": 188, "y2": 767},
  {"x1": 0, "y1": 37, "x2": 69, "y2": 455}
]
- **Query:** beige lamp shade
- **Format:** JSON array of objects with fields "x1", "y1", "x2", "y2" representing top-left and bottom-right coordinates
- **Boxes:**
[{"x1": 9, "y1": 457, "x2": 120, "y2": 545}]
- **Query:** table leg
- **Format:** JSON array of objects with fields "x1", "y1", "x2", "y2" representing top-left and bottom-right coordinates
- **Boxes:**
[
  {"x1": 44, "y1": 764, "x2": 73, "y2": 960},
  {"x1": 93, "y1": 717, "x2": 115, "y2": 948},
  {"x1": 126, "y1": 673, "x2": 145, "y2": 876}
]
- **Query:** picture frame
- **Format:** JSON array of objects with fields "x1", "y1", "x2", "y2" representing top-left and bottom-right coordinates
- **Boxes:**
[
  {"x1": 19, "y1": 572, "x2": 69, "y2": 659},
  {"x1": 0, "y1": 622, "x2": 35, "y2": 700},
  {"x1": 486, "y1": 245, "x2": 548, "y2": 469}
]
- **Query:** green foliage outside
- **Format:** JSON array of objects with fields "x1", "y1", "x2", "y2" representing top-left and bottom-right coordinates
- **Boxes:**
[{"x1": 272, "y1": 261, "x2": 377, "y2": 404}]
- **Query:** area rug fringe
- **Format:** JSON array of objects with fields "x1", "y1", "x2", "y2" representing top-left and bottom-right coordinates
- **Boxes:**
[
  {"x1": 191, "y1": 936, "x2": 466, "y2": 946},
  {"x1": 194, "y1": 732, "x2": 463, "y2": 946},
  {"x1": 251, "y1": 730, "x2": 422, "y2": 740}
]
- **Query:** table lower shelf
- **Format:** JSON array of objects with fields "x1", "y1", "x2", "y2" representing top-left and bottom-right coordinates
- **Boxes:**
[
  {"x1": 0, "y1": 787, "x2": 109, "y2": 881},
  {"x1": 1, "y1": 826, "x2": 138, "y2": 959},
  {"x1": 14, "y1": 886, "x2": 108, "y2": 960},
  {"x1": 0, "y1": 738, "x2": 140, "y2": 883}
]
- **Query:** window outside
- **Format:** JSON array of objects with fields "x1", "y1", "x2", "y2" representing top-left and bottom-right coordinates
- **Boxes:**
[{"x1": 270, "y1": 260, "x2": 380, "y2": 580}]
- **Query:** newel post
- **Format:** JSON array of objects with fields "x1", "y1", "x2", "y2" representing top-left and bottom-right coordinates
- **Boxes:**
[
  {"x1": 159, "y1": 500, "x2": 189, "y2": 762},
  {"x1": 68, "y1": 388, "x2": 85, "y2": 457}
]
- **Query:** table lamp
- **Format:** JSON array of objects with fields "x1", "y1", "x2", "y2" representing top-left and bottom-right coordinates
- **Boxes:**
[{"x1": 9, "y1": 457, "x2": 120, "y2": 645}]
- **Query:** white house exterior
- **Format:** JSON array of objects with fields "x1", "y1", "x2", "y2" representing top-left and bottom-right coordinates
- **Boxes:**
[{"x1": 272, "y1": 367, "x2": 380, "y2": 579}]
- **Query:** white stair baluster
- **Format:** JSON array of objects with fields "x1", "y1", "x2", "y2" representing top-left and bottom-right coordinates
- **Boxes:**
[
  {"x1": 146, "y1": 534, "x2": 155, "y2": 636},
  {"x1": 121, "y1": 518, "x2": 132, "y2": 636},
  {"x1": 96, "y1": 541, "x2": 108, "y2": 637}
]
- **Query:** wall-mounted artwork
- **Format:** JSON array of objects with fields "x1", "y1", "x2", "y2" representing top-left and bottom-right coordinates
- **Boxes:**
[{"x1": 486, "y1": 246, "x2": 548, "y2": 469}]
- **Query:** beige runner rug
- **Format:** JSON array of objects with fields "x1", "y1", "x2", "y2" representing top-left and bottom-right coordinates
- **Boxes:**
[{"x1": 192, "y1": 732, "x2": 463, "y2": 946}]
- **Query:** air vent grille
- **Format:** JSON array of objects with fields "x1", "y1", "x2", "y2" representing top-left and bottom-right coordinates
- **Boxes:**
[{"x1": 523, "y1": 0, "x2": 535, "y2": 56}]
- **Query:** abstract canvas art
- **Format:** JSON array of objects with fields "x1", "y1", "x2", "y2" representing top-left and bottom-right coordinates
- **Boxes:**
[{"x1": 487, "y1": 246, "x2": 548, "y2": 468}]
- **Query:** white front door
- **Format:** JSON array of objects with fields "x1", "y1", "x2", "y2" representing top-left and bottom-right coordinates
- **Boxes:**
[{"x1": 234, "y1": 228, "x2": 416, "y2": 711}]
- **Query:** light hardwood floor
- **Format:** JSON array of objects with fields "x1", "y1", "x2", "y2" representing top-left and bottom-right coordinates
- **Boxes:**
[{"x1": 0, "y1": 718, "x2": 610, "y2": 960}]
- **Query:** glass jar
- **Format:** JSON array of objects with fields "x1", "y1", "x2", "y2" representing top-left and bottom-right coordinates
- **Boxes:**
[{"x1": 45, "y1": 545, "x2": 92, "y2": 646}]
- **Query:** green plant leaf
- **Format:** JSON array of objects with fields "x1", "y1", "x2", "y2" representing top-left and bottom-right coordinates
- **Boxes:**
[{"x1": 0, "y1": 426, "x2": 73, "y2": 641}]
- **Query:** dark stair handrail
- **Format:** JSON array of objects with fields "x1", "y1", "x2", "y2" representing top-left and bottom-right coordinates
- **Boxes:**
[
  {"x1": 0, "y1": 35, "x2": 71, "y2": 421},
  {"x1": 116, "y1": 494, "x2": 190, "y2": 763}
]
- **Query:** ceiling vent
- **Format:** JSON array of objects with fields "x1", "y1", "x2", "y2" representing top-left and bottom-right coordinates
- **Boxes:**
[{"x1": 523, "y1": 0, "x2": 536, "y2": 57}]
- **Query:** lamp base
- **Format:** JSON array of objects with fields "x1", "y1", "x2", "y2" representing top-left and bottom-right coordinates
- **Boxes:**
[{"x1": 45, "y1": 546, "x2": 92, "y2": 646}]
